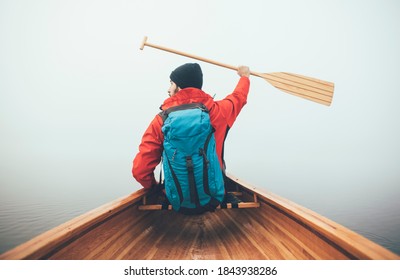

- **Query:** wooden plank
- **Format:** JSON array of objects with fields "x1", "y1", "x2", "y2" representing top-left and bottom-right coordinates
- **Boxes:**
[
  {"x1": 228, "y1": 191, "x2": 242, "y2": 196},
  {"x1": 220, "y1": 202, "x2": 260, "y2": 209},
  {"x1": 138, "y1": 204, "x2": 172, "y2": 210},
  {"x1": 138, "y1": 202, "x2": 260, "y2": 211}
]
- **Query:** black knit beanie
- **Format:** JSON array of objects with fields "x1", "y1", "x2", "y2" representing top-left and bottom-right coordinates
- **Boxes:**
[{"x1": 170, "y1": 63, "x2": 203, "y2": 89}]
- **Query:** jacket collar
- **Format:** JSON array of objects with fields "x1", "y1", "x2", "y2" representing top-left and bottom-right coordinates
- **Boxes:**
[{"x1": 160, "y1": 87, "x2": 214, "y2": 111}]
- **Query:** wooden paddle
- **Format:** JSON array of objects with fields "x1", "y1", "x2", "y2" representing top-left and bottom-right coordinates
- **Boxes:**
[{"x1": 140, "y1": 36, "x2": 334, "y2": 106}]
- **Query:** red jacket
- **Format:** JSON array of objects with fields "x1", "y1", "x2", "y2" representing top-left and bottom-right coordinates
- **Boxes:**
[{"x1": 132, "y1": 76, "x2": 250, "y2": 188}]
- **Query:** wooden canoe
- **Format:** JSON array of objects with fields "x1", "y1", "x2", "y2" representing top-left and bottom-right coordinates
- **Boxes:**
[{"x1": 1, "y1": 174, "x2": 398, "y2": 260}]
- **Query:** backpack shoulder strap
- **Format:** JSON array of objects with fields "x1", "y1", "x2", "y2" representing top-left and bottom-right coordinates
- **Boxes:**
[{"x1": 158, "y1": 103, "x2": 208, "y2": 122}]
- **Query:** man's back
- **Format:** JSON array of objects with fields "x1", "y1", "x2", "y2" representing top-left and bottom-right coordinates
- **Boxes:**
[{"x1": 132, "y1": 64, "x2": 250, "y2": 189}]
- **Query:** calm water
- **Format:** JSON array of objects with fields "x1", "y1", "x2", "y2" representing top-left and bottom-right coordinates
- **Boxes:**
[
  {"x1": 1, "y1": 176, "x2": 399, "y2": 257},
  {"x1": 0, "y1": 189, "x2": 131, "y2": 255}
]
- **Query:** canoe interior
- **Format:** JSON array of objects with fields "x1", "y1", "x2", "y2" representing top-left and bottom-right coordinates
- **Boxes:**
[{"x1": 1, "y1": 174, "x2": 398, "y2": 260}]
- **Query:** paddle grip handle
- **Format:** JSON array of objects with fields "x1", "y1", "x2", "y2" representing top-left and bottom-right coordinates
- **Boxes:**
[{"x1": 140, "y1": 36, "x2": 148, "y2": 50}]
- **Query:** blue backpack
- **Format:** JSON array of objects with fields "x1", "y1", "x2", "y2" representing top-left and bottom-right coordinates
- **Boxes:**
[{"x1": 160, "y1": 103, "x2": 225, "y2": 215}]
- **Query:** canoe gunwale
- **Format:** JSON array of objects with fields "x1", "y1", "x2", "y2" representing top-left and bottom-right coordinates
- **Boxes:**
[{"x1": 226, "y1": 174, "x2": 399, "y2": 260}]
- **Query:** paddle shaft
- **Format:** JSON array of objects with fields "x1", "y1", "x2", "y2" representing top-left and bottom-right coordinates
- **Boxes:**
[{"x1": 140, "y1": 36, "x2": 264, "y2": 78}]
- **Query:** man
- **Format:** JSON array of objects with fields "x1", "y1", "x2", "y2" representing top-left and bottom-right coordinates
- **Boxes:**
[{"x1": 132, "y1": 62, "x2": 250, "y2": 189}]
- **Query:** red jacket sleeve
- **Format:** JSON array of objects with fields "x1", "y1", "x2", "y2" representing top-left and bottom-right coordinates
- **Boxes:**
[
  {"x1": 217, "y1": 76, "x2": 250, "y2": 127},
  {"x1": 132, "y1": 114, "x2": 164, "y2": 189}
]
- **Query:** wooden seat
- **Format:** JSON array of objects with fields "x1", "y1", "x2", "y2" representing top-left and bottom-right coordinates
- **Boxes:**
[
  {"x1": 138, "y1": 192, "x2": 260, "y2": 211},
  {"x1": 138, "y1": 202, "x2": 260, "y2": 210}
]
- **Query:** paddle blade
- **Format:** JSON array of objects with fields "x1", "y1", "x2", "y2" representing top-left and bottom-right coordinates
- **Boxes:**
[{"x1": 259, "y1": 72, "x2": 334, "y2": 106}]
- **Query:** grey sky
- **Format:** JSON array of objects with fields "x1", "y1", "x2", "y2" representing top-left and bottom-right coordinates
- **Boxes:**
[{"x1": 1, "y1": 0, "x2": 400, "y2": 224}]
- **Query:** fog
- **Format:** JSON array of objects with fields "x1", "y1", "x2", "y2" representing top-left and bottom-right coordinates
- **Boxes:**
[{"x1": 1, "y1": 0, "x2": 400, "y2": 253}]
